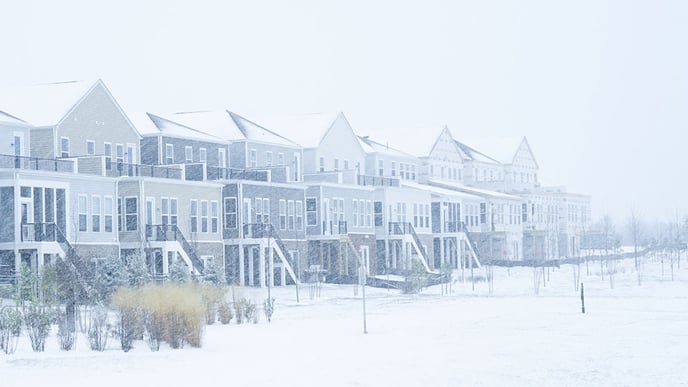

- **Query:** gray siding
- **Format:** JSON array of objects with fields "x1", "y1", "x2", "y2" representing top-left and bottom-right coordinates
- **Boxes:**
[
  {"x1": 0, "y1": 187, "x2": 14, "y2": 242},
  {"x1": 30, "y1": 128, "x2": 54, "y2": 159},
  {"x1": 140, "y1": 137, "x2": 159, "y2": 165},
  {"x1": 229, "y1": 142, "x2": 246, "y2": 168},
  {"x1": 57, "y1": 82, "x2": 140, "y2": 161},
  {"x1": 159, "y1": 136, "x2": 227, "y2": 167}
]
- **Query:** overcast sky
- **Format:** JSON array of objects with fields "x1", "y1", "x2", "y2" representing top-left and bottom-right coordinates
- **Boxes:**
[{"x1": 2, "y1": 0, "x2": 686, "y2": 223}]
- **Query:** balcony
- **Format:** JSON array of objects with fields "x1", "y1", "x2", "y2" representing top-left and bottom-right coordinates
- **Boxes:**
[
  {"x1": 357, "y1": 174, "x2": 400, "y2": 187},
  {"x1": 0, "y1": 154, "x2": 74, "y2": 173},
  {"x1": 206, "y1": 166, "x2": 270, "y2": 182},
  {"x1": 108, "y1": 162, "x2": 183, "y2": 179}
]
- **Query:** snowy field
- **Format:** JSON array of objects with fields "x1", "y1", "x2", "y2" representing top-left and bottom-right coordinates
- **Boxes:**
[{"x1": 2, "y1": 255, "x2": 688, "y2": 387}]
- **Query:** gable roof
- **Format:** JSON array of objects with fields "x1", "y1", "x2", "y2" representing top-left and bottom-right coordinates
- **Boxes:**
[
  {"x1": 250, "y1": 112, "x2": 342, "y2": 148},
  {"x1": 428, "y1": 179, "x2": 523, "y2": 201},
  {"x1": 455, "y1": 141, "x2": 502, "y2": 164},
  {"x1": 367, "y1": 126, "x2": 445, "y2": 157},
  {"x1": 227, "y1": 111, "x2": 299, "y2": 147},
  {"x1": 0, "y1": 111, "x2": 28, "y2": 125},
  {"x1": 162, "y1": 110, "x2": 246, "y2": 140},
  {"x1": 459, "y1": 136, "x2": 524, "y2": 165},
  {"x1": 0, "y1": 80, "x2": 96, "y2": 127},
  {"x1": 401, "y1": 181, "x2": 482, "y2": 201},
  {"x1": 357, "y1": 135, "x2": 418, "y2": 159},
  {"x1": 131, "y1": 112, "x2": 227, "y2": 143}
]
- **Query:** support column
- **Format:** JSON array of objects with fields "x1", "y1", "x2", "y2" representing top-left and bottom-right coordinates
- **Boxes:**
[
  {"x1": 259, "y1": 242, "x2": 266, "y2": 288},
  {"x1": 247, "y1": 246, "x2": 254, "y2": 286},
  {"x1": 268, "y1": 242, "x2": 274, "y2": 287},
  {"x1": 239, "y1": 243, "x2": 245, "y2": 287}
]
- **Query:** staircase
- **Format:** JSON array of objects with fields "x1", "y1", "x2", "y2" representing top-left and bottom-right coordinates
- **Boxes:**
[
  {"x1": 387, "y1": 222, "x2": 433, "y2": 273},
  {"x1": 460, "y1": 222, "x2": 482, "y2": 268},
  {"x1": 146, "y1": 224, "x2": 204, "y2": 275},
  {"x1": 243, "y1": 223, "x2": 299, "y2": 285}
]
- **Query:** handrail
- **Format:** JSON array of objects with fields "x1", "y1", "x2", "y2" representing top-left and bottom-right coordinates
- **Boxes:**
[
  {"x1": 0, "y1": 154, "x2": 74, "y2": 173},
  {"x1": 145, "y1": 224, "x2": 204, "y2": 274}
]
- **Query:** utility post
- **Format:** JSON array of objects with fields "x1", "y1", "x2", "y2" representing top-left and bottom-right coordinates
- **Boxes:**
[{"x1": 360, "y1": 264, "x2": 367, "y2": 334}]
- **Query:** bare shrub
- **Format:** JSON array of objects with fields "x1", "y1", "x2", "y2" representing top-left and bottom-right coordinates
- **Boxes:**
[
  {"x1": 88, "y1": 305, "x2": 110, "y2": 351},
  {"x1": 56, "y1": 309, "x2": 77, "y2": 351},
  {"x1": 0, "y1": 307, "x2": 22, "y2": 355},
  {"x1": 23, "y1": 304, "x2": 53, "y2": 352},
  {"x1": 217, "y1": 300, "x2": 233, "y2": 324},
  {"x1": 112, "y1": 287, "x2": 144, "y2": 352}
]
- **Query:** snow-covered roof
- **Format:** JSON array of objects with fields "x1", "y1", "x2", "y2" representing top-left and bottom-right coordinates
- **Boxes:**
[
  {"x1": 250, "y1": 112, "x2": 341, "y2": 148},
  {"x1": 401, "y1": 181, "x2": 482, "y2": 201},
  {"x1": 160, "y1": 110, "x2": 245, "y2": 140},
  {"x1": 460, "y1": 137, "x2": 524, "y2": 165},
  {"x1": 365, "y1": 126, "x2": 445, "y2": 157},
  {"x1": 0, "y1": 80, "x2": 96, "y2": 127},
  {"x1": 357, "y1": 136, "x2": 418, "y2": 159},
  {"x1": 455, "y1": 141, "x2": 501, "y2": 164},
  {"x1": 228, "y1": 111, "x2": 299, "y2": 147},
  {"x1": 427, "y1": 179, "x2": 523, "y2": 201},
  {"x1": 128, "y1": 113, "x2": 160, "y2": 136},
  {"x1": 0, "y1": 111, "x2": 28, "y2": 126}
]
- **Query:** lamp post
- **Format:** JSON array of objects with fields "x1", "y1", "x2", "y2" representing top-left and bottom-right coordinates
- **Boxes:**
[{"x1": 360, "y1": 262, "x2": 368, "y2": 334}]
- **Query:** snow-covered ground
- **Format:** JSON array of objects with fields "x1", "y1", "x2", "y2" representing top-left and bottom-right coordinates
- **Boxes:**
[{"x1": 2, "y1": 255, "x2": 687, "y2": 387}]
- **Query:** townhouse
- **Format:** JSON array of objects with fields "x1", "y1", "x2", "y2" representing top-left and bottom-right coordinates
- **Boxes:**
[{"x1": 0, "y1": 78, "x2": 591, "y2": 287}]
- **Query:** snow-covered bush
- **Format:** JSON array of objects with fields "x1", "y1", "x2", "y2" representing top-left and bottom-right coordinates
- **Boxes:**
[
  {"x1": 23, "y1": 304, "x2": 53, "y2": 352},
  {"x1": 217, "y1": 300, "x2": 233, "y2": 324},
  {"x1": 88, "y1": 305, "x2": 110, "y2": 351},
  {"x1": 95, "y1": 257, "x2": 128, "y2": 304},
  {"x1": 169, "y1": 258, "x2": 191, "y2": 284},
  {"x1": 202, "y1": 260, "x2": 227, "y2": 287},
  {"x1": 56, "y1": 309, "x2": 76, "y2": 351},
  {"x1": 241, "y1": 298, "x2": 258, "y2": 323},
  {"x1": 401, "y1": 261, "x2": 427, "y2": 294},
  {"x1": 0, "y1": 307, "x2": 22, "y2": 354},
  {"x1": 112, "y1": 287, "x2": 144, "y2": 352},
  {"x1": 198, "y1": 284, "x2": 226, "y2": 325},
  {"x1": 125, "y1": 254, "x2": 150, "y2": 288}
]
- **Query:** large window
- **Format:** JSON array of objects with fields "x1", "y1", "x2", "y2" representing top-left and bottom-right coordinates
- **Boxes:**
[
  {"x1": 279, "y1": 199, "x2": 287, "y2": 230},
  {"x1": 201, "y1": 200, "x2": 208, "y2": 233},
  {"x1": 374, "y1": 201, "x2": 383, "y2": 227},
  {"x1": 104, "y1": 143, "x2": 112, "y2": 170},
  {"x1": 306, "y1": 198, "x2": 317, "y2": 226},
  {"x1": 185, "y1": 146, "x2": 193, "y2": 163},
  {"x1": 104, "y1": 196, "x2": 113, "y2": 232},
  {"x1": 165, "y1": 144, "x2": 174, "y2": 164},
  {"x1": 191, "y1": 200, "x2": 198, "y2": 232},
  {"x1": 78, "y1": 195, "x2": 87, "y2": 231},
  {"x1": 125, "y1": 197, "x2": 138, "y2": 231},
  {"x1": 358, "y1": 200, "x2": 365, "y2": 227},
  {"x1": 224, "y1": 198, "x2": 237, "y2": 229},
  {"x1": 287, "y1": 200, "x2": 295, "y2": 230},
  {"x1": 61, "y1": 137, "x2": 70, "y2": 158},
  {"x1": 170, "y1": 198, "x2": 178, "y2": 225},
  {"x1": 295, "y1": 200, "x2": 303, "y2": 231},
  {"x1": 211, "y1": 201, "x2": 218, "y2": 233},
  {"x1": 199, "y1": 148, "x2": 207, "y2": 163},
  {"x1": 91, "y1": 196, "x2": 101, "y2": 232},
  {"x1": 162, "y1": 198, "x2": 170, "y2": 225}
]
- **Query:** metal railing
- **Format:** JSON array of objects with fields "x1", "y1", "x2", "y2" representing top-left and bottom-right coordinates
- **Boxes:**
[
  {"x1": 357, "y1": 174, "x2": 400, "y2": 187},
  {"x1": 0, "y1": 154, "x2": 74, "y2": 173},
  {"x1": 145, "y1": 224, "x2": 204, "y2": 274},
  {"x1": 109, "y1": 162, "x2": 183, "y2": 179},
  {"x1": 322, "y1": 220, "x2": 347, "y2": 235},
  {"x1": 206, "y1": 166, "x2": 270, "y2": 182}
]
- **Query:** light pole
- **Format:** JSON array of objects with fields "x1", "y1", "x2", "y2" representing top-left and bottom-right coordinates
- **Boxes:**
[{"x1": 360, "y1": 263, "x2": 367, "y2": 334}]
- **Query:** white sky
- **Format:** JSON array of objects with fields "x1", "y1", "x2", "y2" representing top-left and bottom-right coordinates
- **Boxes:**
[{"x1": 2, "y1": 0, "x2": 686, "y2": 223}]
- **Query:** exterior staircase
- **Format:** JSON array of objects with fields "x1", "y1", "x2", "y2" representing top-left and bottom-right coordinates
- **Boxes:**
[
  {"x1": 460, "y1": 221, "x2": 482, "y2": 268},
  {"x1": 146, "y1": 224, "x2": 204, "y2": 275},
  {"x1": 243, "y1": 223, "x2": 299, "y2": 285},
  {"x1": 388, "y1": 222, "x2": 433, "y2": 273}
]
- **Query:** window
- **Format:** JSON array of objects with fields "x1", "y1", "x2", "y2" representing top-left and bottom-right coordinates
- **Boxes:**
[
  {"x1": 87, "y1": 140, "x2": 95, "y2": 155},
  {"x1": 117, "y1": 198, "x2": 122, "y2": 231},
  {"x1": 424, "y1": 204, "x2": 430, "y2": 227},
  {"x1": 266, "y1": 151, "x2": 272, "y2": 166},
  {"x1": 352, "y1": 200, "x2": 358, "y2": 227},
  {"x1": 522, "y1": 203, "x2": 528, "y2": 223},
  {"x1": 288, "y1": 200, "x2": 295, "y2": 230},
  {"x1": 366, "y1": 201, "x2": 372, "y2": 227},
  {"x1": 199, "y1": 148, "x2": 207, "y2": 163},
  {"x1": 250, "y1": 149, "x2": 257, "y2": 167},
  {"x1": 218, "y1": 148, "x2": 226, "y2": 168},
  {"x1": 125, "y1": 197, "x2": 137, "y2": 231},
  {"x1": 279, "y1": 200, "x2": 287, "y2": 230},
  {"x1": 211, "y1": 201, "x2": 218, "y2": 233},
  {"x1": 374, "y1": 201, "x2": 383, "y2": 226},
  {"x1": 413, "y1": 203, "x2": 418, "y2": 227},
  {"x1": 224, "y1": 198, "x2": 237, "y2": 229},
  {"x1": 344, "y1": 160, "x2": 349, "y2": 170},
  {"x1": 334, "y1": 159, "x2": 339, "y2": 171},
  {"x1": 78, "y1": 195, "x2": 87, "y2": 232},
  {"x1": 92, "y1": 196, "x2": 101, "y2": 232},
  {"x1": 20, "y1": 186, "x2": 31, "y2": 198},
  {"x1": 378, "y1": 160, "x2": 384, "y2": 176},
  {"x1": 391, "y1": 162, "x2": 396, "y2": 176},
  {"x1": 185, "y1": 146, "x2": 193, "y2": 163},
  {"x1": 262, "y1": 198, "x2": 270, "y2": 224},
  {"x1": 295, "y1": 200, "x2": 303, "y2": 230},
  {"x1": 480, "y1": 203, "x2": 487, "y2": 224},
  {"x1": 161, "y1": 198, "x2": 170, "y2": 225},
  {"x1": 277, "y1": 152, "x2": 284, "y2": 166},
  {"x1": 116, "y1": 144, "x2": 124, "y2": 166},
  {"x1": 166, "y1": 144, "x2": 174, "y2": 164},
  {"x1": 255, "y1": 198, "x2": 263, "y2": 224},
  {"x1": 191, "y1": 200, "x2": 198, "y2": 232},
  {"x1": 201, "y1": 200, "x2": 208, "y2": 232},
  {"x1": 60, "y1": 137, "x2": 70, "y2": 158},
  {"x1": 319, "y1": 157, "x2": 325, "y2": 172},
  {"x1": 358, "y1": 200, "x2": 365, "y2": 227},
  {"x1": 104, "y1": 196, "x2": 113, "y2": 232},
  {"x1": 306, "y1": 198, "x2": 317, "y2": 226},
  {"x1": 170, "y1": 198, "x2": 178, "y2": 225},
  {"x1": 104, "y1": 143, "x2": 112, "y2": 170}
]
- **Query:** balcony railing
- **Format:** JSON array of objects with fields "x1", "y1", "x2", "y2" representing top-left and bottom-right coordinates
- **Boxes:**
[
  {"x1": 357, "y1": 174, "x2": 400, "y2": 187},
  {"x1": 321, "y1": 220, "x2": 347, "y2": 235},
  {"x1": 206, "y1": 166, "x2": 270, "y2": 182},
  {"x1": 0, "y1": 154, "x2": 74, "y2": 173},
  {"x1": 443, "y1": 221, "x2": 466, "y2": 233},
  {"x1": 108, "y1": 162, "x2": 184, "y2": 179},
  {"x1": 21, "y1": 223, "x2": 57, "y2": 242}
]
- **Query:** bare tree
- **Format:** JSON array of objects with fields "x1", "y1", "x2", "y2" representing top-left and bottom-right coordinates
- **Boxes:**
[{"x1": 627, "y1": 210, "x2": 643, "y2": 285}]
